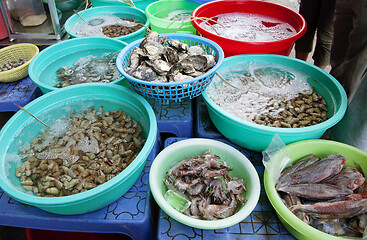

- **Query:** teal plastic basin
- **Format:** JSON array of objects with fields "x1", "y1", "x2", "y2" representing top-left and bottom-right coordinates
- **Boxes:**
[
  {"x1": 145, "y1": 0, "x2": 199, "y2": 34},
  {"x1": 28, "y1": 37, "x2": 128, "y2": 94},
  {"x1": 264, "y1": 139, "x2": 367, "y2": 240},
  {"x1": 90, "y1": 0, "x2": 157, "y2": 11},
  {"x1": 64, "y1": 6, "x2": 149, "y2": 43},
  {"x1": 0, "y1": 83, "x2": 157, "y2": 215},
  {"x1": 202, "y1": 54, "x2": 348, "y2": 152}
]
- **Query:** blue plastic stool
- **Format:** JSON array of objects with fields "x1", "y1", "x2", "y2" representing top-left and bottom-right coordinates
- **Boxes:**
[
  {"x1": 148, "y1": 97, "x2": 193, "y2": 137},
  {"x1": 194, "y1": 96, "x2": 223, "y2": 138},
  {"x1": 0, "y1": 137, "x2": 161, "y2": 240},
  {"x1": 157, "y1": 137, "x2": 296, "y2": 240},
  {"x1": 0, "y1": 77, "x2": 41, "y2": 112}
]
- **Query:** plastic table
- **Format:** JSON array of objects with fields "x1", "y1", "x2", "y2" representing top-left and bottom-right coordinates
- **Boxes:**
[
  {"x1": 0, "y1": 138, "x2": 161, "y2": 240},
  {"x1": 157, "y1": 137, "x2": 296, "y2": 240},
  {"x1": 194, "y1": 96, "x2": 223, "y2": 139},
  {"x1": 148, "y1": 98, "x2": 193, "y2": 138},
  {"x1": 0, "y1": 77, "x2": 41, "y2": 112}
]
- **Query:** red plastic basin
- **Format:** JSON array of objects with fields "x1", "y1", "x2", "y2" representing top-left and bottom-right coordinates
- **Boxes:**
[
  {"x1": 191, "y1": 0, "x2": 306, "y2": 57},
  {"x1": 0, "y1": 11, "x2": 9, "y2": 40}
]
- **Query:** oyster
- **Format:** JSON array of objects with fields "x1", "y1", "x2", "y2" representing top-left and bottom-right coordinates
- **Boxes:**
[
  {"x1": 126, "y1": 31, "x2": 216, "y2": 83},
  {"x1": 132, "y1": 65, "x2": 157, "y2": 81},
  {"x1": 188, "y1": 45, "x2": 206, "y2": 56}
]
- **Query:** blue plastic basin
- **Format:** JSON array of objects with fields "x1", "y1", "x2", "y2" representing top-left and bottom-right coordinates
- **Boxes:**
[
  {"x1": 64, "y1": 6, "x2": 149, "y2": 43},
  {"x1": 202, "y1": 54, "x2": 348, "y2": 151},
  {"x1": 28, "y1": 37, "x2": 128, "y2": 94}
]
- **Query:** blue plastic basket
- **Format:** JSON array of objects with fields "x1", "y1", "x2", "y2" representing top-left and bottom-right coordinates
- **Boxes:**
[{"x1": 116, "y1": 33, "x2": 224, "y2": 102}]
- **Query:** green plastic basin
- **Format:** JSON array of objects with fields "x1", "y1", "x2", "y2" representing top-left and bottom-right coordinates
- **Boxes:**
[
  {"x1": 202, "y1": 54, "x2": 348, "y2": 151},
  {"x1": 0, "y1": 83, "x2": 157, "y2": 215},
  {"x1": 145, "y1": 0, "x2": 199, "y2": 34},
  {"x1": 264, "y1": 139, "x2": 367, "y2": 240},
  {"x1": 150, "y1": 138, "x2": 260, "y2": 229}
]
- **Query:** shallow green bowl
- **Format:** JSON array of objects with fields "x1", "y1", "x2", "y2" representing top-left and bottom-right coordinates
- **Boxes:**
[
  {"x1": 149, "y1": 138, "x2": 260, "y2": 229},
  {"x1": 0, "y1": 84, "x2": 157, "y2": 215},
  {"x1": 145, "y1": 0, "x2": 199, "y2": 34},
  {"x1": 264, "y1": 139, "x2": 367, "y2": 240}
]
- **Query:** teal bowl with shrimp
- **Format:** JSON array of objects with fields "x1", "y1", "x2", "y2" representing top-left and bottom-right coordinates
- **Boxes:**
[
  {"x1": 202, "y1": 54, "x2": 348, "y2": 152},
  {"x1": 264, "y1": 139, "x2": 367, "y2": 240},
  {"x1": 149, "y1": 138, "x2": 261, "y2": 229}
]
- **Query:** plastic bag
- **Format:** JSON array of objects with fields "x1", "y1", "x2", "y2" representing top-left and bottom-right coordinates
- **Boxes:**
[{"x1": 262, "y1": 135, "x2": 292, "y2": 184}]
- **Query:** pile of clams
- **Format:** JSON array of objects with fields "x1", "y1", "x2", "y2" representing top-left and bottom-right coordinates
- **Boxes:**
[
  {"x1": 126, "y1": 31, "x2": 216, "y2": 83},
  {"x1": 54, "y1": 55, "x2": 121, "y2": 88},
  {"x1": 16, "y1": 107, "x2": 146, "y2": 197},
  {"x1": 102, "y1": 18, "x2": 142, "y2": 38},
  {"x1": 0, "y1": 58, "x2": 28, "y2": 72}
]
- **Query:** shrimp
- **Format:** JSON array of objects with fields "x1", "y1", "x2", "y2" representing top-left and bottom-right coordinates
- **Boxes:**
[{"x1": 200, "y1": 193, "x2": 238, "y2": 220}]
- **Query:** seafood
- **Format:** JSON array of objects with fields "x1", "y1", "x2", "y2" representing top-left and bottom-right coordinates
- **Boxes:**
[
  {"x1": 276, "y1": 153, "x2": 347, "y2": 189},
  {"x1": 15, "y1": 107, "x2": 146, "y2": 197},
  {"x1": 278, "y1": 183, "x2": 354, "y2": 201},
  {"x1": 276, "y1": 154, "x2": 321, "y2": 189},
  {"x1": 125, "y1": 31, "x2": 216, "y2": 83},
  {"x1": 322, "y1": 167, "x2": 365, "y2": 190},
  {"x1": 0, "y1": 58, "x2": 28, "y2": 72},
  {"x1": 280, "y1": 192, "x2": 309, "y2": 224},
  {"x1": 311, "y1": 218, "x2": 361, "y2": 237},
  {"x1": 72, "y1": 15, "x2": 143, "y2": 38},
  {"x1": 290, "y1": 194, "x2": 367, "y2": 219},
  {"x1": 276, "y1": 153, "x2": 367, "y2": 237},
  {"x1": 54, "y1": 54, "x2": 121, "y2": 88},
  {"x1": 102, "y1": 18, "x2": 142, "y2": 38},
  {"x1": 207, "y1": 65, "x2": 329, "y2": 128},
  {"x1": 164, "y1": 151, "x2": 247, "y2": 220}
]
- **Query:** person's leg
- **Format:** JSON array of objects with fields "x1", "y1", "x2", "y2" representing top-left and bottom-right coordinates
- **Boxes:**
[
  {"x1": 330, "y1": 0, "x2": 352, "y2": 69},
  {"x1": 312, "y1": 0, "x2": 336, "y2": 69},
  {"x1": 330, "y1": 0, "x2": 367, "y2": 97},
  {"x1": 295, "y1": 52, "x2": 309, "y2": 61},
  {"x1": 295, "y1": 0, "x2": 321, "y2": 61}
]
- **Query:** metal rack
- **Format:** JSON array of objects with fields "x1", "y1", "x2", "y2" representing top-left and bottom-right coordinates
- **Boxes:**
[{"x1": 0, "y1": 0, "x2": 85, "y2": 43}]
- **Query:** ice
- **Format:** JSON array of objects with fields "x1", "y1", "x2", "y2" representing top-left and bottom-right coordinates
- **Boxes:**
[
  {"x1": 207, "y1": 63, "x2": 313, "y2": 122},
  {"x1": 166, "y1": 10, "x2": 192, "y2": 21},
  {"x1": 19, "y1": 142, "x2": 31, "y2": 152},
  {"x1": 75, "y1": 137, "x2": 100, "y2": 154},
  {"x1": 199, "y1": 12, "x2": 296, "y2": 42},
  {"x1": 84, "y1": 112, "x2": 96, "y2": 123},
  {"x1": 48, "y1": 117, "x2": 71, "y2": 138}
]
